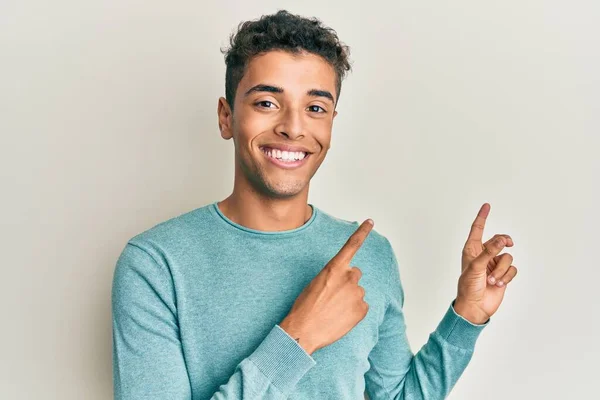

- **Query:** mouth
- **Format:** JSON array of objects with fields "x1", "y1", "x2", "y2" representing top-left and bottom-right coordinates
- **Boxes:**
[{"x1": 259, "y1": 146, "x2": 311, "y2": 169}]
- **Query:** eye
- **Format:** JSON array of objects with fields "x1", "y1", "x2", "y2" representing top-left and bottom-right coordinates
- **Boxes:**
[
  {"x1": 255, "y1": 100, "x2": 277, "y2": 109},
  {"x1": 307, "y1": 105, "x2": 326, "y2": 113}
]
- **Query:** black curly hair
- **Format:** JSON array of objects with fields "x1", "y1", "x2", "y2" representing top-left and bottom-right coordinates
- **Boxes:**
[{"x1": 221, "y1": 10, "x2": 352, "y2": 112}]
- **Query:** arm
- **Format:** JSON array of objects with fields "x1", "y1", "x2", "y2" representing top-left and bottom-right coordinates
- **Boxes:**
[
  {"x1": 112, "y1": 243, "x2": 315, "y2": 400},
  {"x1": 364, "y1": 239, "x2": 489, "y2": 400}
]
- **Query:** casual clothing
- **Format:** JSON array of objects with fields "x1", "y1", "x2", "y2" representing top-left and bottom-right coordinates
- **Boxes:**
[{"x1": 112, "y1": 202, "x2": 489, "y2": 399}]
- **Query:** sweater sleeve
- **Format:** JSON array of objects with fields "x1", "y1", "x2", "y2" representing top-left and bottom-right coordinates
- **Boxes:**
[
  {"x1": 364, "y1": 238, "x2": 489, "y2": 400},
  {"x1": 112, "y1": 243, "x2": 315, "y2": 400}
]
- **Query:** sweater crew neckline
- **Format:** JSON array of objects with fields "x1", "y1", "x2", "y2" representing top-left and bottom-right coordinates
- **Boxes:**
[{"x1": 209, "y1": 201, "x2": 319, "y2": 237}]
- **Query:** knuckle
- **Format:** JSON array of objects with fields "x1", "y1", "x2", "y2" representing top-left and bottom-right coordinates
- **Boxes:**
[
  {"x1": 325, "y1": 262, "x2": 338, "y2": 274},
  {"x1": 347, "y1": 266, "x2": 362, "y2": 282},
  {"x1": 322, "y1": 272, "x2": 335, "y2": 288},
  {"x1": 362, "y1": 301, "x2": 369, "y2": 312},
  {"x1": 502, "y1": 253, "x2": 513, "y2": 263},
  {"x1": 358, "y1": 286, "x2": 366, "y2": 298},
  {"x1": 324, "y1": 267, "x2": 337, "y2": 281},
  {"x1": 462, "y1": 245, "x2": 474, "y2": 255},
  {"x1": 471, "y1": 258, "x2": 485, "y2": 269}
]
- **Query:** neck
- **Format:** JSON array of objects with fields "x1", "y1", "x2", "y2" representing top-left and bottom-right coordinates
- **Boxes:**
[{"x1": 217, "y1": 173, "x2": 313, "y2": 232}]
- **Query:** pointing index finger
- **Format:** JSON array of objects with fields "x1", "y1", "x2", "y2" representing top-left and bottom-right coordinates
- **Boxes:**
[
  {"x1": 467, "y1": 203, "x2": 491, "y2": 243},
  {"x1": 335, "y1": 219, "x2": 374, "y2": 263}
]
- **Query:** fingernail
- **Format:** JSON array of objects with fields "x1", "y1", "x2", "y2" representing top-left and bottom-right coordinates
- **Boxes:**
[
  {"x1": 488, "y1": 275, "x2": 496, "y2": 284},
  {"x1": 497, "y1": 281, "x2": 504, "y2": 287},
  {"x1": 366, "y1": 219, "x2": 374, "y2": 225}
]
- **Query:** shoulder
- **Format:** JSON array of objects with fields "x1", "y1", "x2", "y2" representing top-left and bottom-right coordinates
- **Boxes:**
[
  {"x1": 126, "y1": 202, "x2": 214, "y2": 256},
  {"x1": 113, "y1": 204, "x2": 214, "y2": 286}
]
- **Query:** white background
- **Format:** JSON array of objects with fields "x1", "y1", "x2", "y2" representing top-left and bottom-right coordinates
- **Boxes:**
[{"x1": 1, "y1": 1, "x2": 598, "y2": 398}]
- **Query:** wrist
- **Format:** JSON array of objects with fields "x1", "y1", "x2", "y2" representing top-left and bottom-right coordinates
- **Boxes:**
[
  {"x1": 453, "y1": 298, "x2": 490, "y2": 325},
  {"x1": 279, "y1": 317, "x2": 318, "y2": 355}
]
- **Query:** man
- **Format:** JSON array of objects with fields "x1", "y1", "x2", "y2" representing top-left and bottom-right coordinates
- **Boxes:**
[{"x1": 112, "y1": 10, "x2": 518, "y2": 399}]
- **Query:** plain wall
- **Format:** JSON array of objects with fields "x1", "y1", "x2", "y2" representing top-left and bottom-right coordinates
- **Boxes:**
[{"x1": 1, "y1": 0, "x2": 598, "y2": 398}]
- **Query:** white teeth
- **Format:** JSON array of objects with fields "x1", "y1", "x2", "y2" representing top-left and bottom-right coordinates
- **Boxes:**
[{"x1": 261, "y1": 147, "x2": 308, "y2": 162}]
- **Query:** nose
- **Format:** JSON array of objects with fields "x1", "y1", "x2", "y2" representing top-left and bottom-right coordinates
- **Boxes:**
[{"x1": 274, "y1": 108, "x2": 304, "y2": 140}]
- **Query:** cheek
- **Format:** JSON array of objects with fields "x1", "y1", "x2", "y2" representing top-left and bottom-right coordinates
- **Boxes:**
[
  {"x1": 235, "y1": 112, "x2": 271, "y2": 147},
  {"x1": 310, "y1": 122, "x2": 332, "y2": 151}
]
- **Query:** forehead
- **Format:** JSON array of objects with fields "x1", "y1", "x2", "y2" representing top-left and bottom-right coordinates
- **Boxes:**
[{"x1": 238, "y1": 50, "x2": 337, "y2": 96}]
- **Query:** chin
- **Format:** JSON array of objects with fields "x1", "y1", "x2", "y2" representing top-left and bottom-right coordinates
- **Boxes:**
[
  {"x1": 239, "y1": 158, "x2": 311, "y2": 199},
  {"x1": 261, "y1": 179, "x2": 307, "y2": 199}
]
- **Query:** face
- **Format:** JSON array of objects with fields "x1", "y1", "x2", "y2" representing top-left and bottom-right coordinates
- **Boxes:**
[{"x1": 218, "y1": 50, "x2": 338, "y2": 199}]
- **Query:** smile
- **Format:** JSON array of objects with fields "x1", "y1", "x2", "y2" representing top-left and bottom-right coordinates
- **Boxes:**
[{"x1": 259, "y1": 146, "x2": 311, "y2": 169}]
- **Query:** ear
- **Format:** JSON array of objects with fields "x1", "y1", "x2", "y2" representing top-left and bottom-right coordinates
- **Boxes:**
[{"x1": 217, "y1": 97, "x2": 234, "y2": 140}]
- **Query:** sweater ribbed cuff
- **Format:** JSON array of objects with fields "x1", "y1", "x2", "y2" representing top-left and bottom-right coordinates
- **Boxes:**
[
  {"x1": 434, "y1": 299, "x2": 490, "y2": 350},
  {"x1": 248, "y1": 324, "x2": 316, "y2": 395}
]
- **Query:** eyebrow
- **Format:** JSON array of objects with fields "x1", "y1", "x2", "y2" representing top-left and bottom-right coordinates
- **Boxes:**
[{"x1": 244, "y1": 84, "x2": 336, "y2": 104}]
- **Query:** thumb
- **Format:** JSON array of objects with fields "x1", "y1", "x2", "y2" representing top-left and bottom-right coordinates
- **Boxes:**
[{"x1": 471, "y1": 235, "x2": 507, "y2": 272}]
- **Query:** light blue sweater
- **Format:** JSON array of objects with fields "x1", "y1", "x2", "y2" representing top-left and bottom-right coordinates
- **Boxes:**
[{"x1": 112, "y1": 202, "x2": 489, "y2": 399}]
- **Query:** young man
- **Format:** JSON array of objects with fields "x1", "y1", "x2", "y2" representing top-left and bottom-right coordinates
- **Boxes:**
[{"x1": 112, "y1": 10, "x2": 518, "y2": 400}]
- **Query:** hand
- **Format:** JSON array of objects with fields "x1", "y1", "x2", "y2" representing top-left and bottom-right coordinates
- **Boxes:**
[
  {"x1": 279, "y1": 219, "x2": 374, "y2": 355},
  {"x1": 454, "y1": 203, "x2": 518, "y2": 324}
]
